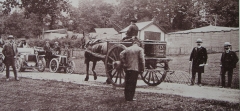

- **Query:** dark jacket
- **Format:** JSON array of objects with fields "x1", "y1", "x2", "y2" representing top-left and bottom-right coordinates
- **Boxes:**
[
  {"x1": 126, "y1": 24, "x2": 139, "y2": 37},
  {"x1": 53, "y1": 46, "x2": 61, "y2": 55},
  {"x1": 2, "y1": 43, "x2": 18, "y2": 65},
  {"x1": 120, "y1": 44, "x2": 145, "y2": 72},
  {"x1": 63, "y1": 48, "x2": 71, "y2": 58},
  {"x1": 2, "y1": 43, "x2": 18, "y2": 58},
  {"x1": 221, "y1": 51, "x2": 238, "y2": 68},
  {"x1": 190, "y1": 46, "x2": 208, "y2": 73},
  {"x1": 43, "y1": 45, "x2": 52, "y2": 53}
]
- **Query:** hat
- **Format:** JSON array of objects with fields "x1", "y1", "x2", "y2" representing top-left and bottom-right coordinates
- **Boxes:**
[
  {"x1": 224, "y1": 42, "x2": 231, "y2": 47},
  {"x1": 130, "y1": 19, "x2": 137, "y2": 23},
  {"x1": 8, "y1": 35, "x2": 14, "y2": 39},
  {"x1": 196, "y1": 38, "x2": 203, "y2": 43},
  {"x1": 45, "y1": 41, "x2": 49, "y2": 43},
  {"x1": 55, "y1": 41, "x2": 59, "y2": 44}
]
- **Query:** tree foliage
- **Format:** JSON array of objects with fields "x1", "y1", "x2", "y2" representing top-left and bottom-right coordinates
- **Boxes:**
[
  {"x1": 3, "y1": 12, "x2": 42, "y2": 38},
  {"x1": 0, "y1": 0, "x2": 238, "y2": 37},
  {"x1": 1, "y1": 0, "x2": 70, "y2": 29}
]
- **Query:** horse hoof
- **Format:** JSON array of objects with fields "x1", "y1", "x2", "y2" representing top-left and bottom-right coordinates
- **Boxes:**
[
  {"x1": 94, "y1": 76, "x2": 97, "y2": 80},
  {"x1": 85, "y1": 78, "x2": 89, "y2": 81}
]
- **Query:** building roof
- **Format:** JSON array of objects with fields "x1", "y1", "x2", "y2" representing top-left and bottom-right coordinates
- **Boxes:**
[
  {"x1": 169, "y1": 25, "x2": 239, "y2": 34},
  {"x1": 94, "y1": 28, "x2": 118, "y2": 34},
  {"x1": 44, "y1": 29, "x2": 67, "y2": 34},
  {"x1": 120, "y1": 21, "x2": 166, "y2": 33}
]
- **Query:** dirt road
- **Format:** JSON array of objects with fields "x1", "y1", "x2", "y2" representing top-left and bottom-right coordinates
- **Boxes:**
[{"x1": 0, "y1": 71, "x2": 239, "y2": 103}]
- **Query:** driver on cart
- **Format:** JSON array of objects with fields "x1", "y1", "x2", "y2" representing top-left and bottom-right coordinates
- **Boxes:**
[
  {"x1": 53, "y1": 41, "x2": 61, "y2": 55},
  {"x1": 122, "y1": 19, "x2": 139, "y2": 41}
]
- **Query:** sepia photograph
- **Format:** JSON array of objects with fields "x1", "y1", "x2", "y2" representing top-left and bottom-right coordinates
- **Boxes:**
[{"x1": 0, "y1": 0, "x2": 239, "y2": 110}]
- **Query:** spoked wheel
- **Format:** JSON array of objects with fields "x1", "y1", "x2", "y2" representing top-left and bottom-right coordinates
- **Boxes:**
[
  {"x1": 141, "y1": 62, "x2": 168, "y2": 86},
  {"x1": 15, "y1": 57, "x2": 25, "y2": 72},
  {"x1": 49, "y1": 58, "x2": 59, "y2": 73},
  {"x1": 66, "y1": 60, "x2": 75, "y2": 74},
  {"x1": 37, "y1": 58, "x2": 46, "y2": 72},
  {"x1": 105, "y1": 44, "x2": 127, "y2": 87}
]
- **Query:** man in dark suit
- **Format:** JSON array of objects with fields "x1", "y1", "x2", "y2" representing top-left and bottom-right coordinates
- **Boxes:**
[
  {"x1": 220, "y1": 42, "x2": 238, "y2": 88},
  {"x1": 2, "y1": 35, "x2": 19, "y2": 81},
  {"x1": 120, "y1": 39, "x2": 145, "y2": 101},
  {"x1": 122, "y1": 19, "x2": 139, "y2": 41},
  {"x1": 43, "y1": 41, "x2": 52, "y2": 67},
  {"x1": 189, "y1": 38, "x2": 208, "y2": 86}
]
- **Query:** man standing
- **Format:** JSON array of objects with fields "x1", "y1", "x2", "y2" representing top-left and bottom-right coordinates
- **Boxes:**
[
  {"x1": 43, "y1": 41, "x2": 52, "y2": 67},
  {"x1": 189, "y1": 38, "x2": 208, "y2": 86},
  {"x1": 220, "y1": 42, "x2": 238, "y2": 88},
  {"x1": 2, "y1": 35, "x2": 19, "y2": 81},
  {"x1": 122, "y1": 19, "x2": 139, "y2": 41},
  {"x1": 120, "y1": 39, "x2": 145, "y2": 101}
]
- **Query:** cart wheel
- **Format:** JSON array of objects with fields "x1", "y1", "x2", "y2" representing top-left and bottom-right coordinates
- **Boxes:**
[
  {"x1": 0, "y1": 63, "x2": 5, "y2": 72},
  {"x1": 141, "y1": 62, "x2": 168, "y2": 86},
  {"x1": 37, "y1": 58, "x2": 46, "y2": 72},
  {"x1": 66, "y1": 60, "x2": 75, "y2": 74},
  {"x1": 105, "y1": 44, "x2": 127, "y2": 87},
  {"x1": 15, "y1": 57, "x2": 25, "y2": 72},
  {"x1": 49, "y1": 58, "x2": 59, "y2": 73}
]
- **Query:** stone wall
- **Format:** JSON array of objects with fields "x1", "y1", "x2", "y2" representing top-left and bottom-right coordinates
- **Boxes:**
[{"x1": 165, "y1": 30, "x2": 239, "y2": 55}]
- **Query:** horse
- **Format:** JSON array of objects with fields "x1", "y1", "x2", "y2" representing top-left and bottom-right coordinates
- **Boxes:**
[{"x1": 82, "y1": 34, "x2": 110, "y2": 83}]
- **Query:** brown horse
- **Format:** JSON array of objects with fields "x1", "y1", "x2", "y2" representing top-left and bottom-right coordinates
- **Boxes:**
[{"x1": 82, "y1": 34, "x2": 109, "y2": 82}]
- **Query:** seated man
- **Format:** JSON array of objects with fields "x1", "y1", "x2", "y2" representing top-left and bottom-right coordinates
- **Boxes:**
[
  {"x1": 63, "y1": 42, "x2": 71, "y2": 58},
  {"x1": 53, "y1": 42, "x2": 61, "y2": 55},
  {"x1": 122, "y1": 19, "x2": 139, "y2": 41},
  {"x1": 18, "y1": 39, "x2": 29, "y2": 48}
]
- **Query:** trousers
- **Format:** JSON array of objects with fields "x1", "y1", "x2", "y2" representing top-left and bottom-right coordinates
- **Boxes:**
[
  {"x1": 124, "y1": 70, "x2": 139, "y2": 101},
  {"x1": 5, "y1": 57, "x2": 18, "y2": 79},
  {"x1": 191, "y1": 71, "x2": 202, "y2": 84},
  {"x1": 221, "y1": 67, "x2": 233, "y2": 87}
]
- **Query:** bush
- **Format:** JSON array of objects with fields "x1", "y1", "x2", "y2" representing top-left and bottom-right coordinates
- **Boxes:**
[{"x1": 27, "y1": 38, "x2": 84, "y2": 49}]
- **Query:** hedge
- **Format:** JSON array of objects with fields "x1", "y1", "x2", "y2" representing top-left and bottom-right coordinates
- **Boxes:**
[{"x1": 27, "y1": 38, "x2": 84, "y2": 48}]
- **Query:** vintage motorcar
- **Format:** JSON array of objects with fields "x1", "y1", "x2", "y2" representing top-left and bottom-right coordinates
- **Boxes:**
[
  {"x1": 48, "y1": 51, "x2": 75, "y2": 74},
  {"x1": 15, "y1": 47, "x2": 46, "y2": 72}
]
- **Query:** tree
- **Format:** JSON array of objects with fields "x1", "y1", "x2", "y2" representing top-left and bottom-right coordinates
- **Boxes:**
[
  {"x1": 1, "y1": 0, "x2": 71, "y2": 29},
  {"x1": 68, "y1": 0, "x2": 115, "y2": 33},
  {"x1": 204, "y1": 0, "x2": 239, "y2": 27},
  {"x1": 3, "y1": 12, "x2": 43, "y2": 38}
]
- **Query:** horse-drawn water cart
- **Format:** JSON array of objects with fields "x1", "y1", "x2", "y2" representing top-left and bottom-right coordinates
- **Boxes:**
[{"x1": 85, "y1": 39, "x2": 174, "y2": 87}]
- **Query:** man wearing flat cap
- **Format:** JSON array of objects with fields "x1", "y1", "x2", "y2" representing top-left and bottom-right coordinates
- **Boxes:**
[
  {"x1": 189, "y1": 38, "x2": 208, "y2": 86},
  {"x1": 122, "y1": 19, "x2": 139, "y2": 41},
  {"x1": 2, "y1": 35, "x2": 19, "y2": 81},
  {"x1": 220, "y1": 42, "x2": 238, "y2": 88}
]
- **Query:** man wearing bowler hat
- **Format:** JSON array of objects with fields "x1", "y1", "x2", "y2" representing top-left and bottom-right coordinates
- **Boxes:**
[
  {"x1": 189, "y1": 38, "x2": 208, "y2": 86},
  {"x1": 220, "y1": 42, "x2": 238, "y2": 88},
  {"x1": 122, "y1": 19, "x2": 139, "y2": 41},
  {"x1": 2, "y1": 35, "x2": 19, "y2": 81}
]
